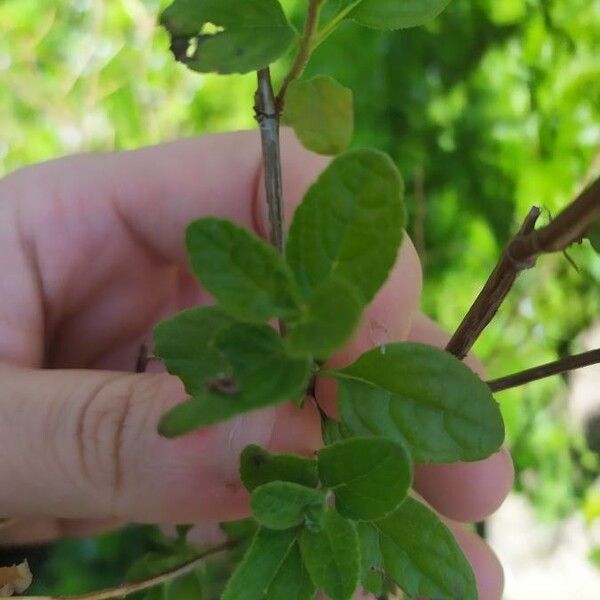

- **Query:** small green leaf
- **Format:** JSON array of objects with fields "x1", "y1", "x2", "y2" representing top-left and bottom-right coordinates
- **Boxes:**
[
  {"x1": 588, "y1": 222, "x2": 600, "y2": 252},
  {"x1": 287, "y1": 277, "x2": 363, "y2": 359},
  {"x1": 317, "y1": 437, "x2": 411, "y2": 521},
  {"x1": 299, "y1": 510, "x2": 360, "y2": 600},
  {"x1": 167, "y1": 569, "x2": 204, "y2": 599},
  {"x1": 374, "y1": 497, "x2": 477, "y2": 599},
  {"x1": 127, "y1": 552, "x2": 192, "y2": 583},
  {"x1": 160, "y1": 0, "x2": 295, "y2": 74},
  {"x1": 286, "y1": 148, "x2": 405, "y2": 304},
  {"x1": 251, "y1": 482, "x2": 326, "y2": 530},
  {"x1": 333, "y1": 343, "x2": 505, "y2": 462},
  {"x1": 357, "y1": 522, "x2": 384, "y2": 596},
  {"x1": 187, "y1": 218, "x2": 302, "y2": 323},
  {"x1": 240, "y1": 445, "x2": 318, "y2": 492},
  {"x1": 159, "y1": 323, "x2": 311, "y2": 436},
  {"x1": 154, "y1": 306, "x2": 234, "y2": 396},
  {"x1": 350, "y1": 0, "x2": 452, "y2": 30},
  {"x1": 222, "y1": 527, "x2": 299, "y2": 600},
  {"x1": 321, "y1": 418, "x2": 353, "y2": 446},
  {"x1": 283, "y1": 75, "x2": 354, "y2": 155},
  {"x1": 264, "y1": 542, "x2": 316, "y2": 600},
  {"x1": 220, "y1": 518, "x2": 258, "y2": 541}
]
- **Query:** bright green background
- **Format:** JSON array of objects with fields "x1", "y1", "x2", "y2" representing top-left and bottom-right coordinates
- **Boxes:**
[{"x1": 1, "y1": 0, "x2": 599, "y2": 592}]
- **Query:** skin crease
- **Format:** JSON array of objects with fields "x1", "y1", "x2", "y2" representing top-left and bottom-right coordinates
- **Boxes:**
[{"x1": 0, "y1": 130, "x2": 512, "y2": 599}]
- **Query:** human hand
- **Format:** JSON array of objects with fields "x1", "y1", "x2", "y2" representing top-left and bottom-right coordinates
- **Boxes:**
[{"x1": 0, "y1": 130, "x2": 513, "y2": 599}]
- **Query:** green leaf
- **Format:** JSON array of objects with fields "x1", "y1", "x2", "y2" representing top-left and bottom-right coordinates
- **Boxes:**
[
  {"x1": 299, "y1": 510, "x2": 360, "y2": 600},
  {"x1": 374, "y1": 497, "x2": 477, "y2": 599},
  {"x1": 222, "y1": 527, "x2": 299, "y2": 600},
  {"x1": 334, "y1": 343, "x2": 505, "y2": 462},
  {"x1": 158, "y1": 323, "x2": 311, "y2": 436},
  {"x1": 240, "y1": 445, "x2": 318, "y2": 492},
  {"x1": 283, "y1": 75, "x2": 354, "y2": 155},
  {"x1": 187, "y1": 218, "x2": 302, "y2": 323},
  {"x1": 127, "y1": 552, "x2": 192, "y2": 583},
  {"x1": 286, "y1": 277, "x2": 363, "y2": 359},
  {"x1": 167, "y1": 569, "x2": 204, "y2": 599},
  {"x1": 154, "y1": 306, "x2": 234, "y2": 396},
  {"x1": 317, "y1": 437, "x2": 411, "y2": 521},
  {"x1": 286, "y1": 149, "x2": 405, "y2": 304},
  {"x1": 356, "y1": 522, "x2": 384, "y2": 596},
  {"x1": 350, "y1": 0, "x2": 452, "y2": 30},
  {"x1": 143, "y1": 587, "x2": 167, "y2": 600},
  {"x1": 588, "y1": 222, "x2": 600, "y2": 252},
  {"x1": 160, "y1": 0, "x2": 295, "y2": 74},
  {"x1": 264, "y1": 542, "x2": 316, "y2": 600},
  {"x1": 220, "y1": 518, "x2": 258, "y2": 541},
  {"x1": 251, "y1": 481, "x2": 326, "y2": 531},
  {"x1": 321, "y1": 418, "x2": 353, "y2": 446}
]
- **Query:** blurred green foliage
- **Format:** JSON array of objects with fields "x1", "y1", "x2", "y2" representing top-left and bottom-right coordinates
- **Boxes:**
[{"x1": 1, "y1": 0, "x2": 600, "y2": 592}]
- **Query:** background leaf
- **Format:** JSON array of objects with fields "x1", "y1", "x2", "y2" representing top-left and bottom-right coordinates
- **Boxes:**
[
  {"x1": 334, "y1": 343, "x2": 505, "y2": 462},
  {"x1": 317, "y1": 437, "x2": 412, "y2": 521},
  {"x1": 251, "y1": 482, "x2": 326, "y2": 530},
  {"x1": 160, "y1": 0, "x2": 295, "y2": 74},
  {"x1": 187, "y1": 218, "x2": 302, "y2": 323},
  {"x1": 374, "y1": 497, "x2": 477, "y2": 599},
  {"x1": 240, "y1": 446, "x2": 318, "y2": 492},
  {"x1": 283, "y1": 75, "x2": 354, "y2": 155},
  {"x1": 588, "y1": 222, "x2": 600, "y2": 253},
  {"x1": 299, "y1": 510, "x2": 360, "y2": 600},
  {"x1": 350, "y1": 0, "x2": 453, "y2": 30},
  {"x1": 286, "y1": 148, "x2": 405, "y2": 304}
]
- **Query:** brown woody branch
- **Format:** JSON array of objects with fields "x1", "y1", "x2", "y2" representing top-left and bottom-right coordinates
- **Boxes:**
[{"x1": 446, "y1": 176, "x2": 600, "y2": 359}]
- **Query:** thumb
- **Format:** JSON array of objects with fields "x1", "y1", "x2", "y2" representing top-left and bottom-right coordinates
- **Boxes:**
[{"x1": 0, "y1": 364, "x2": 320, "y2": 523}]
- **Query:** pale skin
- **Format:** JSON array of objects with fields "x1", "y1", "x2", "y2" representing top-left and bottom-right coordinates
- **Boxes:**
[{"x1": 0, "y1": 130, "x2": 514, "y2": 599}]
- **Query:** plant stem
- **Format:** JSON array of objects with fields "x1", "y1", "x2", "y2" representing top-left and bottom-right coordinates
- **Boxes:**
[
  {"x1": 487, "y1": 348, "x2": 600, "y2": 392},
  {"x1": 17, "y1": 542, "x2": 236, "y2": 600},
  {"x1": 447, "y1": 175, "x2": 600, "y2": 359},
  {"x1": 276, "y1": 0, "x2": 326, "y2": 108},
  {"x1": 255, "y1": 68, "x2": 285, "y2": 253}
]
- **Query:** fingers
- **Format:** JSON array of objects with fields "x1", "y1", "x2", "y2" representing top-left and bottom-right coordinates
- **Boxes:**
[
  {"x1": 0, "y1": 365, "x2": 321, "y2": 523},
  {"x1": 408, "y1": 313, "x2": 514, "y2": 522}
]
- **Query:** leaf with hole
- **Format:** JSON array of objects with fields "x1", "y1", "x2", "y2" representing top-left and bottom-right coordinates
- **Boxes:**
[
  {"x1": 222, "y1": 527, "x2": 299, "y2": 600},
  {"x1": 186, "y1": 218, "x2": 302, "y2": 323},
  {"x1": 158, "y1": 323, "x2": 311, "y2": 436},
  {"x1": 160, "y1": 0, "x2": 296, "y2": 74},
  {"x1": 349, "y1": 0, "x2": 452, "y2": 30},
  {"x1": 240, "y1": 445, "x2": 318, "y2": 492},
  {"x1": 317, "y1": 437, "x2": 411, "y2": 521},
  {"x1": 299, "y1": 510, "x2": 360, "y2": 600},
  {"x1": 333, "y1": 343, "x2": 505, "y2": 462},
  {"x1": 251, "y1": 481, "x2": 326, "y2": 530},
  {"x1": 283, "y1": 75, "x2": 354, "y2": 155},
  {"x1": 286, "y1": 149, "x2": 405, "y2": 305},
  {"x1": 357, "y1": 522, "x2": 384, "y2": 596},
  {"x1": 374, "y1": 497, "x2": 477, "y2": 599}
]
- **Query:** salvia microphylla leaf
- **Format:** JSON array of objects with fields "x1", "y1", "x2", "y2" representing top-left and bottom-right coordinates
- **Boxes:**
[
  {"x1": 221, "y1": 527, "x2": 299, "y2": 600},
  {"x1": 317, "y1": 437, "x2": 411, "y2": 521},
  {"x1": 143, "y1": 586, "x2": 166, "y2": 600},
  {"x1": 158, "y1": 322, "x2": 311, "y2": 437},
  {"x1": 356, "y1": 522, "x2": 384, "y2": 596},
  {"x1": 349, "y1": 0, "x2": 453, "y2": 30},
  {"x1": 588, "y1": 221, "x2": 600, "y2": 253},
  {"x1": 127, "y1": 551, "x2": 194, "y2": 583},
  {"x1": 332, "y1": 342, "x2": 505, "y2": 463},
  {"x1": 251, "y1": 481, "x2": 326, "y2": 530},
  {"x1": 299, "y1": 510, "x2": 360, "y2": 600},
  {"x1": 374, "y1": 497, "x2": 477, "y2": 600},
  {"x1": 286, "y1": 276, "x2": 364, "y2": 360},
  {"x1": 240, "y1": 445, "x2": 318, "y2": 492},
  {"x1": 167, "y1": 569, "x2": 205, "y2": 599},
  {"x1": 286, "y1": 148, "x2": 405, "y2": 305},
  {"x1": 186, "y1": 218, "x2": 302, "y2": 324},
  {"x1": 283, "y1": 75, "x2": 354, "y2": 156},
  {"x1": 263, "y1": 542, "x2": 316, "y2": 600},
  {"x1": 220, "y1": 518, "x2": 258, "y2": 542},
  {"x1": 160, "y1": 0, "x2": 296, "y2": 75}
]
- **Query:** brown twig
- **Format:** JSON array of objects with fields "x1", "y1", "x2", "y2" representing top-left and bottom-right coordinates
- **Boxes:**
[
  {"x1": 276, "y1": 0, "x2": 325, "y2": 109},
  {"x1": 487, "y1": 348, "x2": 600, "y2": 392},
  {"x1": 17, "y1": 542, "x2": 235, "y2": 600},
  {"x1": 446, "y1": 176, "x2": 600, "y2": 359}
]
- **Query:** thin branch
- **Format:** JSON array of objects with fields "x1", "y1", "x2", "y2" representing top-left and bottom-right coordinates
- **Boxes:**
[
  {"x1": 255, "y1": 68, "x2": 285, "y2": 253},
  {"x1": 447, "y1": 176, "x2": 600, "y2": 359},
  {"x1": 17, "y1": 542, "x2": 235, "y2": 600},
  {"x1": 487, "y1": 348, "x2": 600, "y2": 392},
  {"x1": 276, "y1": 0, "x2": 325, "y2": 108}
]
